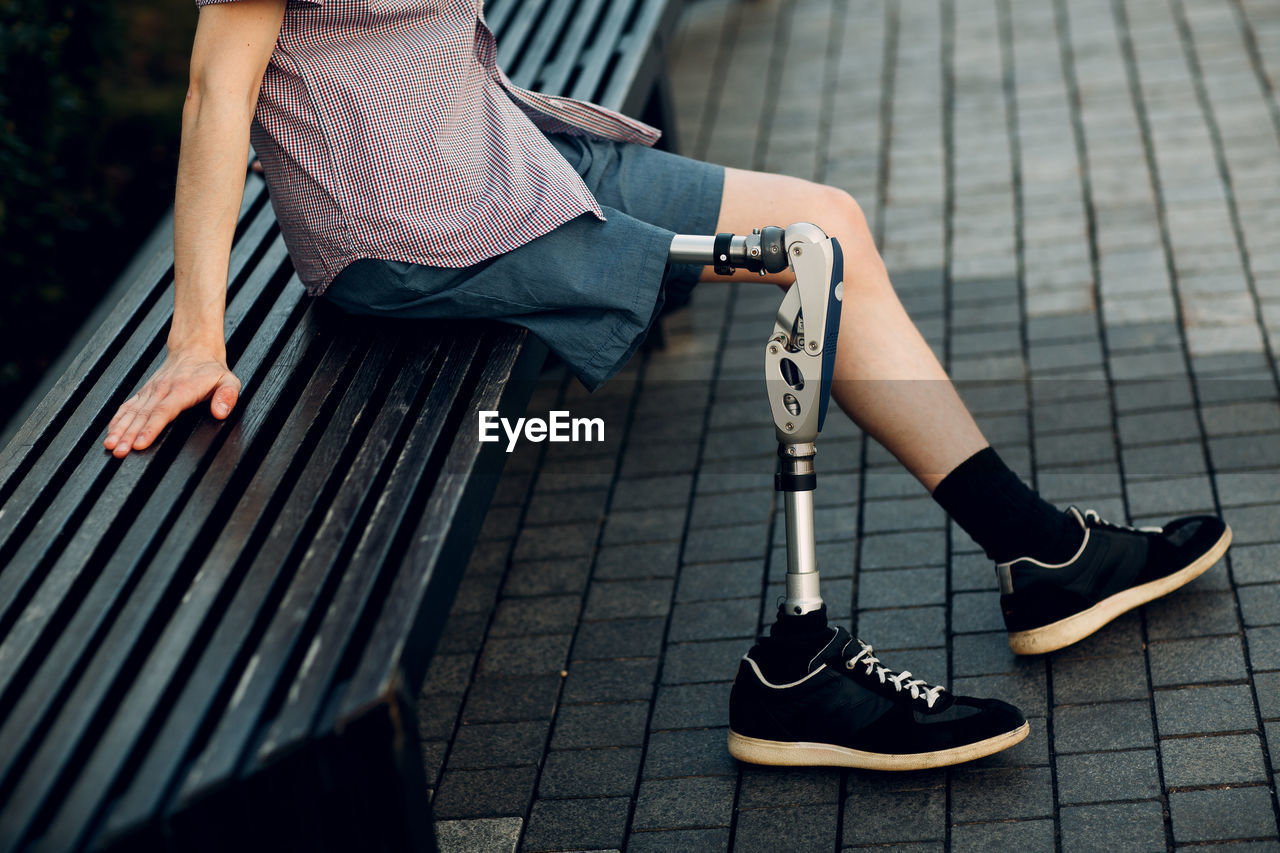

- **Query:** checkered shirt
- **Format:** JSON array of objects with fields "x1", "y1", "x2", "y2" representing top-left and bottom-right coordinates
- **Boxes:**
[{"x1": 196, "y1": 0, "x2": 661, "y2": 294}]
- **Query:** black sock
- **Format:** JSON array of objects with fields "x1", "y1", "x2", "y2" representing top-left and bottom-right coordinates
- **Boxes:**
[
  {"x1": 753, "y1": 606, "x2": 833, "y2": 682},
  {"x1": 932, "y1": 447, "x2": 1082, "y2": 564}
]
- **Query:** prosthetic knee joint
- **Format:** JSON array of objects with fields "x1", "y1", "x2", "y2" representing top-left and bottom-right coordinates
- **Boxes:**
[{"x1": 669, "y1": 224, "x2": 844, "y2": 616}]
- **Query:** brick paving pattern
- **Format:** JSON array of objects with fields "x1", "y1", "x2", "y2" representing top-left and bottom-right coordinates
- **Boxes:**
[{"x1": 421, "y1": 0, "x2": 1280, "y2": 848}]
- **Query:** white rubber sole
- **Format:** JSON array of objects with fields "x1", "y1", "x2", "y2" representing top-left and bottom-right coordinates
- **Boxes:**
[
  {"x1": 726, "y1": 721, "x2": 1030, "y2": 771},
  {"x1": 1008, "y1": 524, "x2": 1232, "y2": 656}
]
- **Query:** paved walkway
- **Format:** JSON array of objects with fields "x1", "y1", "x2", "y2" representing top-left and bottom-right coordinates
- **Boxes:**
[{"x1": 422, "y1": 0, "x2": 1280, "y2": 849}]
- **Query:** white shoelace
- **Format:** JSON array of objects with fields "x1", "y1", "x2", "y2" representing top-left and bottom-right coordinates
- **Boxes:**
[{"x1": 844, "y1": 641, "x2": 945, "y2": 708}]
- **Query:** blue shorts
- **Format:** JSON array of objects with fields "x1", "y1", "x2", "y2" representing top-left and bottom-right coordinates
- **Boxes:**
[{"x1": 323, "y1": 133, "x2": 725, "y2": 391}]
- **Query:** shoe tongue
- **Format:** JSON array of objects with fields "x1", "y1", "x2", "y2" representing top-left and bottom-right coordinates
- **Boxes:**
[{"x1": 808, "y1": 626, "x2": 855, "y2": 673}]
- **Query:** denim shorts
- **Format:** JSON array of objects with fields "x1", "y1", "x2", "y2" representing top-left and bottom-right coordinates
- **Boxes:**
[{"x1": 323, "y1": 133, "x2": 725, "y2": 391}]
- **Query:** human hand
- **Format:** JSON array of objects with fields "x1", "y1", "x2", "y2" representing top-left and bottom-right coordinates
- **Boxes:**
[{"x1": 103, "y1": 349, "x2": 241, "y2": 458}]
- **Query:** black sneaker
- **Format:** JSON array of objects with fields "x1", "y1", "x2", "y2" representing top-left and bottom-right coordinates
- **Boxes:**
[
  {"x1": 727, "y1": 627, "x2": 1029, "y2": 770},
  {"x1": 1000, "y1": 506, "x2": 1232, "y2": 655}
]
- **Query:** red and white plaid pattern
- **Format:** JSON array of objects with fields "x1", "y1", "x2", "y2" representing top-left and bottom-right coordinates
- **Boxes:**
[{"x1": 197, "y1": 0, "x2": 660, "y2": 294}]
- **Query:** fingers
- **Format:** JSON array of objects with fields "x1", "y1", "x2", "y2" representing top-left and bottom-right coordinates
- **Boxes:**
[{"x1": 211, "y1": 376, "x2": 241, "y2": 419}]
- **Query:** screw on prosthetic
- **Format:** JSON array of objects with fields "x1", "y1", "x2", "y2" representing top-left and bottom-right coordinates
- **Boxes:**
[{"x1": 668, "y1": 224, "x2": 844, "y2": 616}]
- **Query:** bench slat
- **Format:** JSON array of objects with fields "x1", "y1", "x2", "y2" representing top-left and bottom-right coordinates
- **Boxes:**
[
  {"x1": 495, "y1": 0, "x2": 554, "y2": 73},
  {"x1": 97, "y1": 329, "x2": 409, "y2": 841},
  {"x1": 340, "y1": 328, "x2": 545, "y2": 720},
  {"x1": 0, "y1": 279, "x2": 307, "y2": 848},
  {"x1": 0, "y1": 179, "x2": 266, "y2": 501},
  {"x1": 0, "y1": 234, "x2": 291, "y2": 719},
  {"x1": 172, "y1": 336, "x2": 445, "y2": 804},
  {"x1": 0, "y1": 196, "x2": 277, "y2": 591},
  {"x1": 531, "y1": 0, "x2": 608, "y2": 98},
  {"x1": 509, "y1": 0, "x2": 579, "y2": 95},
  {"x1": 571, "y1": 0, "x2": 636, "y2": 106},
  {"x1": 255, "y1": 332, "x2": 482, "y2": 763}
]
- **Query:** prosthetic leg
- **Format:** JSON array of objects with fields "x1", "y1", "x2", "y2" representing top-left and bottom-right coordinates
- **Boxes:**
[{"x1": 668, "y1": 223, "x2": 844, "y2": 615}]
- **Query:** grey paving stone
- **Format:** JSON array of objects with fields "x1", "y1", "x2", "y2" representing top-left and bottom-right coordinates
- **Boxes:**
[
  {"x1": 1146, "y1": 588, "x2": 1241, "y2": 640},
  {"x1": 610, "y1": 474, "x2": 694, "y2": 512},
  {"x1": 1218, "y1": 471, "x2": 1280, "y2": 508},
  {"x1": 950, "y1": 820, "x2": 1054, "y2": 853},
  {"x1": 858, "y1": 568, "x2": 946, "y2": 609},
  {"x1": 1160, "y1": 732, "x2": 1269, "y2": 787},
  {"x1": 841, "y1": 786, "x2": 945, "y2": 846},
  {"x1": 602, "y1": 507, "x2": 687, "y2": 546},
  {"x1": 952, "y1": 552, "x2": 997, "y2": 593},
  {"x1": 643, "y1": 727, "x2": 737, "y2": 778},
  {"x1": 676, "y1": 559, "x2": 764, "y2": 602},
  {"x1": 1054, "y1": 701, "x2": 1155, "y2": 753},
  {"x1": 513, "y1": 522, "x2": 600, "y2": 561},
  {"x1": 1035, "y1": 397, "x2": 1115, "y2": 434},
  {"x1": 650, "y1": 682, "x2": 731, "y2": 730},
  {"x1": 480, "y1": 634, "x2": 572, "y2": 677},
  {"x1": 632, "y1": 776, "x2": 736, "y2": 830},
  {"x1": 1248, "y1": 624, "x2": 1280, "y2": 670},
  {"x1": 1240, "y1": 583, "x2": 1280, "y2": 627},
  {"x1": 521, "y1": 797, "x2": 630, "y2": 852},
  {"x1": 1125, "y1": 474, "x2": 1216, "y2": 517},
  {"x1": 462, "y1": 675, "x2": 562, "y2": 724},
  {"x1": 954, "y1": 669, "x2": 1050, "y2": 717},
  {"x1": 424, "y1": 653, "x2": 477, "y2": 696},
  {"x1": 490, "y1": 595, "x2": 582, "y2": 637},
  {"x1": 684, "y1": 523, "x2": 769, "y2": 563},
  {"x1": 503, "y1": 557, "x2": 593, "y2": 597},
  {"x1": 737, "y1": 766, "x2": 842, "y2": 808},
  {"x1": 594, "y1": 542, "x2": 681, "y2": 580},
  {"x1": 855, "y1": 606, "x2": 945, "y2": 650},
  {"x1": 433, "y1": 765, "x2": 539, "y2": 819},
  {"x1": 1052, "y1": 654, "x2": 1150, "y2": 704},
  {"x1": 1110, "y1": 378, "x2": 1195, "y2": 415},
  {"x1": 661, "y1": 639, "x2": 745, "y2": 685},
  {"x1": 950, "y1": 766, "x2": 1054, "y2": 822},
  {"x1": 1168, "y1": 786, "x2": 1279, "y2": 843},
  {"x1": 689, "y1": 490, "x2": 773, "y2": 529},
  {"x1": 418, "y1": 692, "x2": 463, "y2": 740},
  {"x1": 628, "y1": 828, "x2": 729, "y2": 852},
  {"x1": 951, "y1": 632, "x2": 1021, "y2": 677},
  {"x1": 1117, "y1": 408, "x2": 1203, "y2": 447},
  {"x1": 1055, "y1": 749, "x2": 1161, "y2": 804},
  {"x1": 1148, "y1": 634, "x2": 1248, "y2": 686},
  {"x1": 573, "y1": 617, "x2": 666, "y2": 659},
  {"x1": 1059, "y1": 801, "x2": 1166, "y2": 853},
  {"x1": 1201, "y1": 401, "x2": 1280, "y2": 437},
  {"x1": 435, "y1": 817, "x2": 522, "y2": 853},
  {"x1": 562, "y1": 658, "x2": 658, "y2": 703},
  {"x1": 583, "y1": 579, "x2": 674, "y2": 620},
  {"x1": 734, "y1": 805, "x2": 839, "y2": 853},
  {"x1": 551, "y1": 702, "x2": 649, "y2": 749},
  {"x1": 1256, "y1": 672, "x2": 1280, "y2": 719},
  {"x1": 538, "y1": 747, "x2": 642, "y2": 799},
  {"x1": 523, "y1": 489, "x2": 611, "y2": 526},
  {"x1": 859, "y1": 530, "x2": 947, "y2": 569},
  {"x1": 449, "y1": 720, "x2": 552, "y2": 770},
  {"x1": 1154, "y1": 683, "x2": 1261, "y2": 735},
  {"x1": 1210, "y1": 433, "x2": 1280, "y2": 471},
  {"x1": 1225, "y1": 504, "x2": 1280, "y2": 545},
  {"x1": 950, "y1": 590, "x2": 1006, "y2": 634},
  {"x1": 1122, "y1": 440, "x2": 1209, "y2": 479},
  {"x1": 1035, "y1": 429, "x2": 1117, "y2": 468},
  {"x1": 667, "y1": 598, "x2": 759, "y2": 641},
  {"x1": 861, "y1": 496, "x2": 945, "y2": 533}
]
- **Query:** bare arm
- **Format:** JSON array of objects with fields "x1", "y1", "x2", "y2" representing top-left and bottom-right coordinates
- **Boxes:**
[{"x1": 104, "y1": 0, "x2": 286, "y2": 458}]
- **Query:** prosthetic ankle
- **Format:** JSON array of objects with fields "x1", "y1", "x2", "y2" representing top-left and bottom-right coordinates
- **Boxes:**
[{"x1": 668, "y1": 223, "x2": 844, "y2": 617}]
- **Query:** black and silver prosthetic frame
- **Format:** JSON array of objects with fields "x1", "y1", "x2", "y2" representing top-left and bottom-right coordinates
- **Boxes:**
[{"x1": 669, "y1": 223, "x2": 845, "y2": 616}]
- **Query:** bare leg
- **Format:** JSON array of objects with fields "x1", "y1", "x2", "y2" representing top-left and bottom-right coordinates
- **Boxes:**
[{"x1": 703, "y1": 167, "x2": 986, "y2": 491}]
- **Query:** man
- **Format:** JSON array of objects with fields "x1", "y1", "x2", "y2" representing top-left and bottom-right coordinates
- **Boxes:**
[{"x1": 103, "y1": 0, "x2": 1230, "y2": 769}]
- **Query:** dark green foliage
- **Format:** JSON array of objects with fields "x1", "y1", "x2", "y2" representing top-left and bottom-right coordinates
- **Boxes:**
[{"x1": 0, "y1": 0, "x2": 195, "y2": 429}]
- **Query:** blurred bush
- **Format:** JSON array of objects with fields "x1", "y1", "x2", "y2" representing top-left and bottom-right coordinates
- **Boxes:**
[{"x1": 0, "y1": 0, "x2": 195, "y2": 431}]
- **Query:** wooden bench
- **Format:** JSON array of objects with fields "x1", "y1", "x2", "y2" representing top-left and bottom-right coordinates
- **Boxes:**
[{"x1": 0, "y1": 0, "x2": 683, "y2": 848}]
